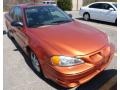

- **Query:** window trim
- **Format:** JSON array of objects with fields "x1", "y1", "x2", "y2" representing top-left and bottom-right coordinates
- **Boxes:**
[
  {"x1": 89, "y1": 3, "x2": 102, "y2": 9},
  {"x1": 89, "y1": 3, "x2": 115, "y2": 11}
]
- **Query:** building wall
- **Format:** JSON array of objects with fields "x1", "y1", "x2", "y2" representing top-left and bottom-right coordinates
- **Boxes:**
[{"x1": 72, "y1": 0, "x2": 83, "y2": 10}]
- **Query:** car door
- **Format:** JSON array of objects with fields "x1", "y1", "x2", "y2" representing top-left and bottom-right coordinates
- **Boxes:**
[
  {"x1": 99, "y1": 3, "x2": 116, "y2": 23},
  {"x1": 12, "y1": 7, "x2": 28, "y2": 51},
  {"x1": 88, "y1": 3, "x2": 104, "y2": 20}
]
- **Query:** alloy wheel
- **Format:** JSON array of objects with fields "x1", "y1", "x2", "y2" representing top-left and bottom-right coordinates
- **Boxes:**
[
  {"x1": 31, "y1": 52, "x2": 41, "y2": 72},
  {"x1": 84, "y1": 13, "x2": 90, "y2": 21}
]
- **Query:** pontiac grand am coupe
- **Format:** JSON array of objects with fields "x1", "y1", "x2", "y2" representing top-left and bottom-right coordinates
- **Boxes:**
[{"x1": 5, "y1": 3, "x2": 115, "y2": 88}]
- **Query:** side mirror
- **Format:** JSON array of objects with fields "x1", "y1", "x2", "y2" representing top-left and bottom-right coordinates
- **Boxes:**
[
  {"x1": 109, "y1": 8, "x2": 114, "y2": 11},
  {"x1": 11, "y1": 21, "x2": 23, "y2": 27},
  {"x1": 68, "y1": 14, "x2": 72, "y2": 18}
]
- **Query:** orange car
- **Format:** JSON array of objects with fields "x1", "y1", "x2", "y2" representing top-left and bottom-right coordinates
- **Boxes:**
[{"x1": 5, "y1": 4, "x2": 115, "y2": 88}]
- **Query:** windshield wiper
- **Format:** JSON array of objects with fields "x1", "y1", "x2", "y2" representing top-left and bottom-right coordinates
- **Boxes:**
[
  {"x1": 29, "y1": 23, "x2": 47, "y2": 28},
  {"x1": 51, "y1": 20, "x2": 72, "y2": 24}
]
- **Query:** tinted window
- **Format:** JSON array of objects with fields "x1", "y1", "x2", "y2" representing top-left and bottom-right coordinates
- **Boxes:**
[
  {"x1": 89, "y1": 3, "x2": 102, "y2": 9},
  {"x1": 14, "y1": 7, "x2": 23, "y2": 21},
  {"x1": 89, "y1": 3, "x2": 114, "y2": 10},
  {"x1": 9, "y1": 7, "x2": 15, "y2": 19},
  {"x1": 25, "y1": 6, "x2": 72, "y2": 28},
  {"x1": 102, "y1": 3, "x2": 113, "y2": 10}
]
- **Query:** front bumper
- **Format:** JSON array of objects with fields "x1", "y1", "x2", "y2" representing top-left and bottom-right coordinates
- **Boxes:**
[{"x1": 44, "y1": 44, "x2": 115, "y2": 88}]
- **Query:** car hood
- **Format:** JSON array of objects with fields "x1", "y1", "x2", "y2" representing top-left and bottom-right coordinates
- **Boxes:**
[{"x1": 28, "y1": 21, "x2": 108, "y2": 56}]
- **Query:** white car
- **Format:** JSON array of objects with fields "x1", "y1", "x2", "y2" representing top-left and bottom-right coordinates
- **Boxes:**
[{"x1": 80, "y1": 2, "x2": 117, "y2": 24}]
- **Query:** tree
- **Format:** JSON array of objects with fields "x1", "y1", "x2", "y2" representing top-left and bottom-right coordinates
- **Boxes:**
[{"x1": 57, "y1": 0, "x2": 72, "y2": 11}]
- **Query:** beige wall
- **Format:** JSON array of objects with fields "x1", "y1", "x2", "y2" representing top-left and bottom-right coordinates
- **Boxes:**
[{"x1": 72, "y1": 0, "x2": 83, "y2": 10}]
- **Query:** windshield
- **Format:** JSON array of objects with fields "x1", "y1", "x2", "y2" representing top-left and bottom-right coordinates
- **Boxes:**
[
  {"x1": 113, "y1": 3, "x2": 117, "y2": 8},
  {"x1": 25, "y1": 6, "x2": 72, "y2": 28}
]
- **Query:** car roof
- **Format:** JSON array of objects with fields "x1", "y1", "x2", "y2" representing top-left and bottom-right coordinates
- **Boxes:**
[
  {"x1": 91, "y1": 2, "x2": 116, "y2": 4},
  {"x1": 14, "y1": 3, "x2": 51, "y2": 9},
  {"x1": 86, "y1": 2, "x2": 117, "y2": 7}
]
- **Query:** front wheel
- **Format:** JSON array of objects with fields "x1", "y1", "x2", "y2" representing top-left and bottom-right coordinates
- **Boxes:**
[{"x1": 30, "y1": 51, "x2": 41, "y2": 73}]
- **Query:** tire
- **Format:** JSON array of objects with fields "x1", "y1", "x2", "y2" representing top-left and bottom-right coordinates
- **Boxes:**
[
  {"x1": 30, "y1": 50, "x2": 42, "y2": 73},
  {"x1": 83, "y1": 13, "x2": 90, "y2": 21}
]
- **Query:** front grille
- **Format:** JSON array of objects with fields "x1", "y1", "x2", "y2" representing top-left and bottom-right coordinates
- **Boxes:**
[{"x1": 88, "y1": 46, "x2": 111, "y2": 66}]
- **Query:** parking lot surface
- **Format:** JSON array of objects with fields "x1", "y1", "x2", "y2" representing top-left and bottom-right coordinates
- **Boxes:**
[{"x1": 3, "y1": 13, "x2": 117, "y2": 90}]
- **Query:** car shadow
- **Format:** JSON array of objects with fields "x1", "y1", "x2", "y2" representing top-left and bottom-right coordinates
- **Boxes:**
[
  {"x1": 76, "y1": 69, "x2": 117, "y2": 90},
  {"x1": 6, "y1": 34, "x2": 117, "y2": 90},
  {"x1": 77, "y1": 18, "x2": 117, "y2": 26}
]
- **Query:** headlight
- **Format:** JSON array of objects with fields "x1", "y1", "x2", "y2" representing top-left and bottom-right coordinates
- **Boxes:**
[{"x1": 51, "y1": 56, "x2": 84, "y2": 66}]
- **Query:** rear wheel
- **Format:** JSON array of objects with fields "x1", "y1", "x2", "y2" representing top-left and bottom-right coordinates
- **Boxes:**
[
  {"x1": 83, "y1": 13, "x2": 90, "y2": 21},
  {"x1": 7, "y1": 30, "x2": 13, "y2": 39}
]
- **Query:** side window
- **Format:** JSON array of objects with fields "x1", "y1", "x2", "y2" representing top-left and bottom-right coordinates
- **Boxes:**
[
  {"x1": 102, "y1": 4, "x2": 114, "y2": 10},
  {"x1": 89, "y1": 3, "x2": 102, "y2": 9},
  {"x1": 9, "y1": 7, "x2": 15, "y2": 19},
  {"x1": 14, "y1": 7, "x2": 23, "y2": 22}
]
